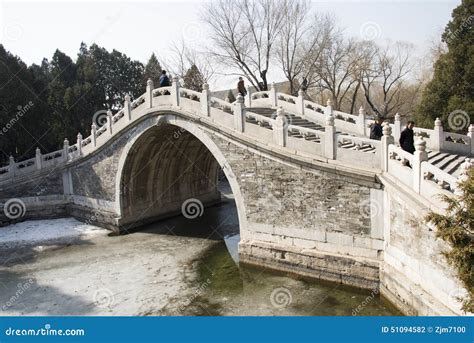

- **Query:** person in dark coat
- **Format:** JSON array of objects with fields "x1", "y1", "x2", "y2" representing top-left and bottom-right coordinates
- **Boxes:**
[
  {"x1": 369, "y1": 118, "x2": 383, "y2": 140},
  {"x1": 399, "y1": 121, "x2": 415, "y2": 154},
  {"x1": 159, "y1": 70, "x2": 170, "y2": 87},
  {"x1": 237, "y1": 77, "x2": 247, "y2": 97}
]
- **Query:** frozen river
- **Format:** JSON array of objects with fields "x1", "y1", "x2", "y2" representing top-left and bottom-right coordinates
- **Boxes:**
[{"x1": 0, "y1": 197, "x2": 400, "y2": 316}]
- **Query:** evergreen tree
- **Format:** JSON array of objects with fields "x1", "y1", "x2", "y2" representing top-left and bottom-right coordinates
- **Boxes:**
[
  {"x1": 415, "y1": 0, "x2": 474, "y2": 131},
  {"x1": 183, "y1": 64, "x2": 205, "y2": 92},
  {"x1": 143, "y1": 53, "x2": 162, "y2": 87}
]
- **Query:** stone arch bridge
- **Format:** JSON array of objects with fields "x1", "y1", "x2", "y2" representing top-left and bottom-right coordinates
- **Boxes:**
[{"x1": 0, "y1": 78, "x2": 472, "y2": 316}]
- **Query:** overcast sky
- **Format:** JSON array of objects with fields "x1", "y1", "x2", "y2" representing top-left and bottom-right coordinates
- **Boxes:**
[{"x1": 0, "y1": 0, "x2": 459, "y2": 89}]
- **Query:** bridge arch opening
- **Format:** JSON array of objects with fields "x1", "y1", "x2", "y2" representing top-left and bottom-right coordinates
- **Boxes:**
[{"x1": 116, "y1": 116, "x2": 246, "y2": 244}]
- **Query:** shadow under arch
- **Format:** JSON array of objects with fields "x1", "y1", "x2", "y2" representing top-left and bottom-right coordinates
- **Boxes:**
[{"x1": 114, "y1": 113, "x2": 248, "y2": 236}]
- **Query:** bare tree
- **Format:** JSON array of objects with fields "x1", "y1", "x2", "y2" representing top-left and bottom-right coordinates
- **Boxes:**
[
  {"x1": 361, "y1": 42, "x2": 412, "y2": 119},
  {"x1": 315, "y1": 35, "x2": 361, "y2": 111},
  {"x1": 202, "y1": 0, "x2": 285, "y2": 91},
  {"x1": 277, "y1": 2, "x2": 335, "y2": 96},
  {"x1": 159, "y1": 40, "x2": 215, "y2": 86}
]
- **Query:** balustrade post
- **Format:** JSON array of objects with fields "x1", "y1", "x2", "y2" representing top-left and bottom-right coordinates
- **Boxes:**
[
  {"x1": 245, "y1": 86, "x2": 252, "y2": 107},
  {"x1": 324, "y1": 114, "x2": 335, "y2": 159},
  {"x1": 269, "y1": 83, "x2": 277, "y2": 107},
  {"x1": 63, "y1": 138, "x2": 69, "y2": 162},
  {"x1": 107, "y1": 110, "x2": 113, "y2": 135},
  {"x1": 146, "y1": 79, "x2": 154, "y2": 109},
  {"x1": 201, "y1": 83, "x2": 210, "y2": 116},
  {"x1": 325, "y1": 99, "x2": 333, "y2": 117},
  {"x1": 233, "y1": 94, "x2": 245, "y2": 132},
  {"x1": 35, "y1": 147, "x2": 42, "y2": 170},
  {"x1": 358, "y1": 106, "x2": 366, "y2": 136},
  {"x1": 467, "y1": 124, "x2": 474, "y2": 154},
  {"x1": 273, "y1": 107, "x2": 287, "y2": 147},
  {"x1": 381, "y1": 122, "x2": 394, "y2": 172},
  {"x1": 393, "y1": 113, "x2": 402, "y2": 144},
  {"x1": 77, "y1": 133, "x2": 83, "y2": 157},
  {"x1": 297, "y1": 90, "x2": 305, "y2": 116},
  {"x1": 171, "y1": 76, "x2": 180, "y2": 107},
  {"x1": 413, "y1": 137, "x2": 428, "y2": 193},
  {"x1": 433, "y1": 117, "x2": 444, "y2": 151},
  {"x1": 124, "y1": 94, "x2": 132, "y2": 121},
  {"x1": 8, "y1": 155, "x2": 15, "y2": 177},
  {"x1": 91, "y1": 123, "x2": 97, "y2": 147}
]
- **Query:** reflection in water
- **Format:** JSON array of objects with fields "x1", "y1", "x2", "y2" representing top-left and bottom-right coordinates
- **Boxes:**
[
  {"x1": 181, "y1": 240, "x2": 401, "y2": 316},
  {"x1": 148, "y1": 181, "x2": 401, "y2": 316}
]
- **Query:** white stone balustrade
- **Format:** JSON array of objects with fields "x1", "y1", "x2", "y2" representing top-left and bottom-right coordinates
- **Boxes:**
[
  {"x1": 35, "y1": 148, "x2": 42, "y2": 170},
  {"x1": 201, "y1": 83, "x2": 210, "y2": 116},
  {"x1": 233, "y1": 94, "x2": 245, "y2": 132},
  {"x1": 273, "y1": 107, "x2": 287, "y2": 147},
  {"x1": 1, "y1": 79, "x2": 471, "y2": 213},
  {"x1": 324, "y1": 113, "x2": 335, "y2": 159}
]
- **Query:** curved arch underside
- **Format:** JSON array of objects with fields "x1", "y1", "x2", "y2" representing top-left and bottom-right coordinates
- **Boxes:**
[{"x1": 119, "y1": 124, "x2": 221, "y2": 228}]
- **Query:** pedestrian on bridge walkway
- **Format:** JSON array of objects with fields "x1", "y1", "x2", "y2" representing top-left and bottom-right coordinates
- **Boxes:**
[
  {"x1": 237, "y1": 77, "x2": 247, "y2": 97},
  {"x1": 400, "y1": 121, "x2": 415, "y2": 154}
]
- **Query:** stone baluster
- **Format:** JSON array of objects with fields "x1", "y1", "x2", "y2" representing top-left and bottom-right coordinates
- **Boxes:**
[
  {"x1": 124, "y1": 94, "x2": 132, "y2": 121},
  {"x1": 393, "y1": 113, "x2": 402, "y2": 145},
  {"x1": 63, "y1": 138, "x2": 69, "y2": 161},
  {"x1": 77, "y1": 133, "x2": 83, "y2": 157},
  {"x1": 8, "y1": 155, "x2": 15, "y2": 177},
  {"x1": 35, "y1": 147, "x2": 42, "y2": 170},
  {"x1": 467, "y1": 124, "x2": 474, "y2": 154},
  {"x1": 171, "y1": 76, "x2": 180, "y2": 107},
  {"x1": 146, "y1": 79, "x2": 154, "y2": 109},
  {"x1": 91, "y1": 123, "x2": 97, "y2": 147},
  {"x1": 201, "y1": 83, "x2": 210, "y2": 116},
  {"x1": 432, "y1": 117, "x2": 444, "y2": 151},
  {"x1": 245, "y1": 86, "x2": 252, "y2": 107},
  {"x1": 107, "y1": 110, "x2": 113, "y2": 135},
  {"x1": 297, "y1": 90, "x2": 305, "y2": 116},
  {"x1": 358, "y1": 106, "x2": 366, "y2": 136},
  {"x1": 273, "y1": 107, "x2": 287, "y2": 147},
  {"x1": 413, "y1": 137, "x2": 428, "y2": 193},
  {"x1": 233, "y1": 94, "x2": 245, "y2": 132},
  {"x1": 269, "y1": 83, "x2": 277, "y2": 107},
  {"x1": 325, "y1": 99, "x2": 333, "y2": 117},
  {"x1": 381, "y1": 122, "x2": 394, "y2": 172},
  {"x1": 324, "y1": 113, "x2": 335, "y2": 160}
]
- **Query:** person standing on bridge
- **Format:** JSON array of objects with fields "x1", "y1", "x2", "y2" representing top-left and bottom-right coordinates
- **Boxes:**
[
  {"x1": 399, "y1": 121, "x2": 415, "y2": 154},
  {"x1": 369, "y1": 117, "x2": 383, "y2": 140},
  {"x1": 237, "y1": 77, "x2": 247, "y2": 97},
  {"x1": 159, "y1": 70, "x2": 170, "y2": 87}
]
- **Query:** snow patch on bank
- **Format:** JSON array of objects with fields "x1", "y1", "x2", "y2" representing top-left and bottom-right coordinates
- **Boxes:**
[{"x1": 0, "y1": 218, "x2": 108, "y2": 246}]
